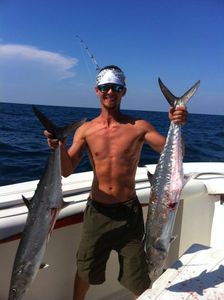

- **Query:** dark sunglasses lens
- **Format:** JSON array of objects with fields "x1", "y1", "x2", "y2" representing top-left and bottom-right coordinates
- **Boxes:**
[
  {"x1": 114, "y1": 85, "x2": 124, "y2": 92},
  {"x1": 98, "y1": 84, "x2": 124, "y2": 93},
  {"x1": 98, "y1": 85, "x2": 108, "y2": 92}
]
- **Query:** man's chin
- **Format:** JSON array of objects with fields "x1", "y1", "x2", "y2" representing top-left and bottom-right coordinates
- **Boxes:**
[{"x1": 103, "y1": 102, "x2": 117, "y2": 109}]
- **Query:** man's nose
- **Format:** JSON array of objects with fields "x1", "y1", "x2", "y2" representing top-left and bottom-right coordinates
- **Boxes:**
[{"x1": 107, "y1": 88, "x2": 114, "y2": 94}]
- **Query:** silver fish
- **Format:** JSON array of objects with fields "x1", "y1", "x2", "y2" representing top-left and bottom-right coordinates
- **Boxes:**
[
  {"x1": 8, "y1": 107, "x2": 85, "y2": 299},
  {"x1": 145, "y1": 78, "x2": 200, "y2": 283}
]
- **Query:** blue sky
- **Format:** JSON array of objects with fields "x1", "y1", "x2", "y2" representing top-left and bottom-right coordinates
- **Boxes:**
[{"x1": 0, "y1": 0, "x2": 223, "y2": 115}]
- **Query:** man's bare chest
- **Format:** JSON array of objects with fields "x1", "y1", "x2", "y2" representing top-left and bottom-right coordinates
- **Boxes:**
[{"x1": 85, "y1": 125, "x2": 145, "y2": 159}]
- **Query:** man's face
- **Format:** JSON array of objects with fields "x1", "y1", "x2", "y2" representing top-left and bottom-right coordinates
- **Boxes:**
[{"x1": 96, "y1": 84, "x2": 126, "y2": 109}]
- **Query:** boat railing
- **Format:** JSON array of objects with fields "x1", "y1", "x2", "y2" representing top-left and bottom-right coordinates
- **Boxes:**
[{"x1": 1, "y1": 163, "x2": 224, "y2": 242}]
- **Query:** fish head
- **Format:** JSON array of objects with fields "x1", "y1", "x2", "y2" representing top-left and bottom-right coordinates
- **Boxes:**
[
  {"x1": 8, "y1": 262, "x2": 36, "y2": 299},
  {"x1": 147, "y1": 238, "x2": 168, "y2": 282},
  {"x1": 8, "y1": 286, "x2": 23, "y2": 300}
]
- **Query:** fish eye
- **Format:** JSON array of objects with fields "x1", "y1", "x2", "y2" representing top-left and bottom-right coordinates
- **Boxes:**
[{"x1": 12, "y1": 288, "x2": 17, "y2": 294}]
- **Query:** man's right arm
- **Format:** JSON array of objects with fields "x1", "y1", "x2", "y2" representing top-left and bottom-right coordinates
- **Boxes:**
[{"x1": 44, "y1": 124, "x2": 87, "y2": 177}]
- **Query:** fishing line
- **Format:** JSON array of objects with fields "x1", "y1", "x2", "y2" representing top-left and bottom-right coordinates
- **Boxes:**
[
  {"x1": 78, "y1": 41, "x2": 93, "y2": 80},
  {"x1": 75, "y1": 35, "x2": 100, "y2": 82}
]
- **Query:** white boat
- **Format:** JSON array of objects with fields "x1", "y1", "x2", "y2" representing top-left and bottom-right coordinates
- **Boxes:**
[{"x1": 0, "y1": 162, "x2": 224, "y2": 300}]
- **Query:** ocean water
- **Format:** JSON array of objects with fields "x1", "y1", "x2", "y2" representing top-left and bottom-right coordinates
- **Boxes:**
[{"x1": 0, "y1": 102, "x2": 223, "y2": 186}]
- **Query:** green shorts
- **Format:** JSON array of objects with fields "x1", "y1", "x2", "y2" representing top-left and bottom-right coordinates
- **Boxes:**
[{"x1": 76, "y1": 197, "x2": 150, "y2": 295}]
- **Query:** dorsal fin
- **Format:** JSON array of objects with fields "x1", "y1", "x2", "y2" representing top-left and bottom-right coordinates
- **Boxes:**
[{"x1": 22, "y1": 195, "x2": 32, "y2": 210}]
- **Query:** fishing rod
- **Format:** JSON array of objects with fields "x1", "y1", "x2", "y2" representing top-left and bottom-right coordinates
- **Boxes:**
[{"x1": 76, "y1": 35, "x2": 100, "y2": 72}]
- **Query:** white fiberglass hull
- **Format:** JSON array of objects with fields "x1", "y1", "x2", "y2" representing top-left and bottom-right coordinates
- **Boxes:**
[{"x1": 0, "y1": 162, "x2": 224, "y2": 300}]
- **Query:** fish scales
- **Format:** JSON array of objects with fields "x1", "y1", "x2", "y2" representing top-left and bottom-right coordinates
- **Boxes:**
[{"x1": 145, "y1": 78, "x2": 200, "y2": 284}]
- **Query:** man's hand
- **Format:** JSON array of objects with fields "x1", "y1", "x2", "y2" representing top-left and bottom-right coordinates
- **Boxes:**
[
  {"x1": 169, "y1": 106, "x2": 188, "y2": 126},
  {"x1": 44, "y1": 130, "x2": 66, "y2": 149}
]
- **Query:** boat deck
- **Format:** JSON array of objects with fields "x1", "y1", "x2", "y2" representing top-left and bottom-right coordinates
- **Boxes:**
[{"x1": 138, "y1": 244, "x2": 224, "y2": 299}]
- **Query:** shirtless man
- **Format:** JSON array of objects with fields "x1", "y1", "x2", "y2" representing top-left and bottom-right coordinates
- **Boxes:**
[{"x1": 45, "y1": 65, "x2": 188, "y2": 300}]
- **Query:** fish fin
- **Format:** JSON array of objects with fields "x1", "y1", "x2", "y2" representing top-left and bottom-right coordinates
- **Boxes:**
[
  {"x1": 147, "y1": 170, "x2": 154, "y2": 185},
  {"x1": 179, "y1": 80, "x2": 200, "y2": 106},
  {"x1": 158, "y1": 78, "x2": 177, "y2": 107},
  {"x1": 158, "y1": 78, "x2": 200, "y2": 107},
  {"x1": 184, "y1": 175, "x2": 191, "y2": 185},
  {"x1": 184, "y1": 173, "x2": 195, "y2": 186},
  {"x1": 59, "y1": 119, "x2": 86, "y2": 141},
  {"x1": 170, "y1": 235, "x2": 177, "y2": 243},
  {"x1": 33, "y1": 106, "x2": 86, "y2": 141},
  {"x1": 22, "y1": 195, "x2": 32, "y2": 210},
  {"x1": 33, "y1": 106, "x2": 58, "y2": 137},
  {"x1": 154, "y1": 238, "x2": 168, "y2": 256},
  {"x1": 62, "y1": 200, "x2": 70, "y2": 209},
  {"x1": 49, "y1": 199, "x2": 69, "y2": 210},
  {"x1": 138, "y1": 164, "x2": 154, "y2": 185},
  {"x1": 40, "y1": 263, "x2": 49, "y2": 269}
]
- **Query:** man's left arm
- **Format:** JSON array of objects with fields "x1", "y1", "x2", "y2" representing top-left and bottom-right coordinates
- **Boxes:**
[{"x1": 144, "y1": 106, "x2": 188, "y2": 154}]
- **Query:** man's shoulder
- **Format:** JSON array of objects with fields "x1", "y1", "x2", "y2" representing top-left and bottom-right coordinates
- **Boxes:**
[
  {"x1": 119, "y1": 113, "x2": 142, "y2": 124},
  {"x1": 132, "y1": 117, "x2": 152, "y2": 127},
  {"x1": 119, "y1": 114, "x2": 155, "y2": 134},
  {"x1": 76, "y1": 117, "x2": 100, "y2": 135},
  {"x1": 133, "y1": 118, "x2": 156, "y2": 133},
  {"x1": 79, "y1": 116, "x2": 99, "y2": 127}
]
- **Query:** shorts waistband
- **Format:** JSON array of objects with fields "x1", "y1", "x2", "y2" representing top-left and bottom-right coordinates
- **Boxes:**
[{"x1": 87, "y1": 196, "x2": 138, "y2": 208}]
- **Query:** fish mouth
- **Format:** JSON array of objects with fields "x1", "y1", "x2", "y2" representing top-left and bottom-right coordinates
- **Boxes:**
[{"x1": 9, "y1": 286, "x2": 25, "y2": 300}]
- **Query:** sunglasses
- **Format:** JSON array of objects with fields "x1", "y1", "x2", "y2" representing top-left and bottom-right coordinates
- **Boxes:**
[{"x1": 97, "y1": 84, "x2": 124, "y2": 93}]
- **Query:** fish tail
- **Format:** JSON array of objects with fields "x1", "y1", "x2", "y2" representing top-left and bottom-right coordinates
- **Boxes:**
[
  {"x1": 158, "y1": 78, "x2": 200, "y2": 107},
  {"x1": 33, "y1": 106, "x2": 86, "y2": 141}
]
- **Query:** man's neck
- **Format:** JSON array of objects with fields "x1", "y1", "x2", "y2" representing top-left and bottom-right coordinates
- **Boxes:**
[{"x1": 99, "y1": 108, "x2": 122, "y2": 126}]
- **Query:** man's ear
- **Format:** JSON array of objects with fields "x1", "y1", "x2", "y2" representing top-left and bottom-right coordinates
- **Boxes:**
[
  {"x1": 122, "y1": 88, "x2": 127, "y2": 97},
  {"x1": 95, "y1": 86, "x2": 100, "y2": 96}
]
